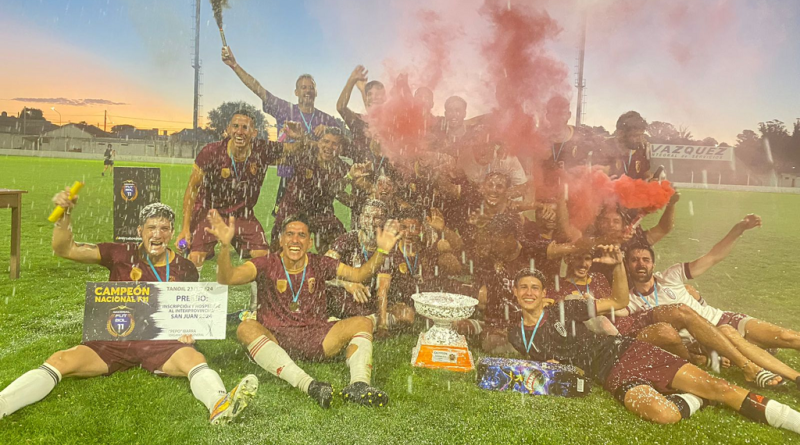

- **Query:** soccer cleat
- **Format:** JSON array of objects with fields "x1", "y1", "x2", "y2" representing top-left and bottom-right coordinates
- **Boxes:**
[
  {"x1": 209, "y1": 374, "x2": 259, "y2": 425},
  {"x1": 340, "y1": 381, "x2": 389, "y2": 408},
  {"x1": 307, "y1": 380, "x2": 333, "y2": 409}
]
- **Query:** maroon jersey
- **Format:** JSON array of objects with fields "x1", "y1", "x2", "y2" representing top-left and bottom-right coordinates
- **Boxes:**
[
  {"x1": 607, "y1": 147, "x2": 650, "y2": 180},
  {"x1": 251, "y1": 253, "x2": 341, "y2": 328},
  {"x1": 97, "y1": 243, "x2": 199, "y2": 282},
  {"x1": 274, "y1": 147, "x2": 349, "y2": 223},
  {"x1": 193, "y1": 138, "x2": 283, "y2": 218},
  {"x1": 549, "y1": 273, "x2": 612, "y2": 302},
  {"x1": 384, "y1": 242, "x2": 441, "y2": 304}
]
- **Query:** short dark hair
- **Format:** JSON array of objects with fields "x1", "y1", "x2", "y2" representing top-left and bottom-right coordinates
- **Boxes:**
[
  {"x1": 281, "y1": 214, "x2": 311, "y2": 234},
  {"x1": 231, "y1": 110, "x2": 256, "y2": 125},
  {"x1": 625, "y1": 243, "x2": 655, "y2": 262},
  {"x1": 445, "y1": 96, "x2": 467, "y2": 109},
  {"x1": 139, "y1": 203, "x2": 175, "y2": 228},
  {"x1": 513, "y1": 268, "x2": 548, "y2": 289},
  {"x1": 616, "y1": 111, "x2": 647, "y2": 134},
  {"x1": 484, "y1": 171, "x2": 512, "y2": 189},
  {"x1": 365, "y1": 80, "x2": 385, "y2": 94},
  {"x1": 396, "y1": 206, "x2": 425, "y2": 222}
]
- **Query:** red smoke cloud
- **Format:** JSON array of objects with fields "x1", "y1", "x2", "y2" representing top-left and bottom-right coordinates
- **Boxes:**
[{"x1": 613, "y1": 175, "x2": 675, "y2": 213}]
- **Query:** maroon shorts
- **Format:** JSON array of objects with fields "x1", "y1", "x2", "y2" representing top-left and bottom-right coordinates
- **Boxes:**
[
  {"x1": 266, "y1": 321, "x2": 337, "y2": 362},
  {"x1": 191, "y1": 215, "x2": 269, "y2": 256},
  {"x1": 716, "y1": 311, "x2": 752, "y2": 336},
  {"x1": 83, "y1": 340, "x2": 193, "y2": 376},
  {"x1": 604, "y1": 341, "x2": 688, "y2": 403},
  {"x1": 613, "y1": 309, "x2": 656, "y2": 337}
]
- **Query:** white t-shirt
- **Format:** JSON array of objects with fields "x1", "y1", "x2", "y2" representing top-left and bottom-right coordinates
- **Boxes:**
[
  {"x1": 458, "y1": 153, "x2": 527, "y2": 186},
  {"x1": 627, "y1": 263, "x2": 725, "y2": 325}
]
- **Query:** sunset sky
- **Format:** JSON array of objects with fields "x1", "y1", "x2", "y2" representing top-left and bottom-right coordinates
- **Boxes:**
[{"x1": 2, "y1": 0, "x2": 798, "y2": 143}]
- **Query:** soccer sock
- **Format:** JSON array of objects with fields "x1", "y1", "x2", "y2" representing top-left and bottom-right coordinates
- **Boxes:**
[
  {"x1": 188, "y1": 363, "x2": 227, "y2": 412},
  {"x1": 247, "y1": 336, "x2": 313, "y2": 394},
  {"x1": 249, "y1": 282, "x2": 259, "y2": 312},
  {"x1": 765, "y1": 399, "x2": 800, "y2": 434},
  {"x1": 665, "y1": 394, "x2": 704, "y2": 419},
  {"x1": 346, "y1": 332, "x2": 374, "y2": 385},
  {"x1": 0, "y1": 364, "x2": 61, "y2": 418}
]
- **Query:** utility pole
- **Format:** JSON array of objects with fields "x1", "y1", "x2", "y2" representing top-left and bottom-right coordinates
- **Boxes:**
[
  {"x1": 104, "y1": 110, "x2": 108, "y2": 132},
  {"x1": 192, "y1": 0, "x2": 201, "y2": 132},
  {"x1": 575, "y1": 11, "x2": 587, "y2": 127}
]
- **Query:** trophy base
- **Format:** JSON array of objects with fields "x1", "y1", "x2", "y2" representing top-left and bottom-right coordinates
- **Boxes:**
[{"x1": 411, "y1": 331, "x2": 474, "y2": 372}]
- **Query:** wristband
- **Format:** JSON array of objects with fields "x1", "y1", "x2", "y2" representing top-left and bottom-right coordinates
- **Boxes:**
[
  {"x1": 346, "y1": 172, "x2": 353, "y2": 181},
  {"x1": 376, "y1": 248, "x2": 389, "y2": 255}
]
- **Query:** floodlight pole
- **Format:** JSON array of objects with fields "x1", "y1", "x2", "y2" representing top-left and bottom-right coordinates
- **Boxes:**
[
  {"x1": 192, "y1": 0, "x2": 201, "y2": 132},
  {"x1": 575, "y1": 11, "x2": 587, "y2": 127}
]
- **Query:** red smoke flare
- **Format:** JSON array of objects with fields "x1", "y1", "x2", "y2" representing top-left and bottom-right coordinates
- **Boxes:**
[{"x1": 613, "y1": 175, "x2": 675, "y2": 213}]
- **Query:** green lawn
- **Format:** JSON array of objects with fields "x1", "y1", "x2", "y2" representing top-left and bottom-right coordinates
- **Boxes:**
[{"x1": 0, "y1": 156, "x2": 799, "y2": 444}]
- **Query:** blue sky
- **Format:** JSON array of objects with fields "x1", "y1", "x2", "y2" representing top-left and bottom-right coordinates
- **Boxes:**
[{"x1": 1, "y1": 0, "x2": 798, "y2": 142}]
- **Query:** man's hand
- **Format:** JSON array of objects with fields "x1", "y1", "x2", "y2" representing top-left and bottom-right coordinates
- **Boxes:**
[
  {"x1": 178, "y1": 334, "x2": 196, "y2": 345},
  {"x1": 344, "y1": 282, "x2": 371, "y2": 304},
  {"x1": 668, "y1": 189, "x2": 681, "y2": 206},
  {"x1": 52, "y1": 187, "x2": 77, "y2": 212},
  {"x1": 347, "y1": 162, "x2": 371, "y2": 181},
  {"x1": 537, "y1": 204, "x2": 557, "y2": 223},
  {"x1": 592, "y1": 244, "x2": 623, "y2": 265},
  {"x1": 376, "y1": 220, "x2": 403, "y2": 252},
  {"x1": 349, "y1": 65, "x2": 369, "y2": 85},
  {"x1": 175, "y1": 228, "x2": 192, "y2": 250},
  {"x1": 283, "y1": 121, "x2": 306, "y2": 141},
  {"x1": 204, "y1": 209, "x2": 235, "y2": 247},
  {"x1": 737, "y1": 214, "x2": 762, "y2": 232},
  {"x1": 426, "y1": 208, "x2": 446, "y2": 232},
  {"x1": 313, "y1": 124, "x2": 327, "y2": 138},
  {"x1": 221, "y1": 46, "x2": 237, "y2": 67}
]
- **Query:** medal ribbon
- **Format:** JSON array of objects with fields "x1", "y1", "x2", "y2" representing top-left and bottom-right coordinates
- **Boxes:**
[
  {"x1": 570, "y1": 280, "x2": 590, "y2": 297},
  {"x1": 402, "y1": 244, "x2": 418, "y2": 276},
  {"x1": 299, "y1": 109, "x2": 316, "y2": 134},
  {"x1": 229, "y1": 147, "x2": 251, "y2": 183},
  {"x1": 145, "y1": 253, "x2": 170, "y2": 282},
  {"x1": 622, "y1": 151, "x2": 634, "y2": 175},
  {"x1": 520, "y1": 311, "x2": 545, "y2": 354},
  {"x1": 361, "y1": 245, "x2": 372, "y2": 262},
  {"x1": 636, "y1": 281, "x2": 659, "y2": 308},
  {"x1": 280, "y1": 256, "x2": 308, "y2": 308},
  {"x1": 552, "y1": 140, "x2": 567, "y2": 163}
]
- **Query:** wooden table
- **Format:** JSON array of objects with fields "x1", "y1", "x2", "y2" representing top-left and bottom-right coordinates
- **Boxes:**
[{"x1": 0, "y1": 189, "x2": 27, "y2": 280}]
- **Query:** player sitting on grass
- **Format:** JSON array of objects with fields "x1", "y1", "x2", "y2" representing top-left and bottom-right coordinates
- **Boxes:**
[
  {"x1": 208, "y1": 211, "x2": 402, "y2": 409},
  {"x1": 510, "y1": 247, "x2": 800, "y2": 432},
  {"x1": 625, "y1": 214, "x2": 800, "y2": 390},
  {"x1": 0, "y1": 196, "x2": 257, "y2": 425}
]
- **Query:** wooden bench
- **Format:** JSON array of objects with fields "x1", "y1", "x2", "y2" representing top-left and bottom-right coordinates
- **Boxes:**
[{"x1": 0, "y1": 189, "x2": 27, "y2": 279}]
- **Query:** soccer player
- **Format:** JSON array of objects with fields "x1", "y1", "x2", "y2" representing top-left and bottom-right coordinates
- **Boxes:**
[
  {"x1": 603, "y1": 111, "x2": 652, "y2": 180},
  {"x1": 221, "y1": 46, "x2": 339, "y2": 216},
  {"x1": 208, "y1": 212, "x2": 403, "y2": 408},
  {"x1": 625, "y1": 215, "x2": 800, "y2": 389},
  {"x1": 177, "y1": 110, "x2": 281, "y2": 312},
  {"x1": 509, "y1": 249, "x2": 800, "y2": 433},
  {"x1": 101, "y1": 143, "x2": 115, "y2": 177},
  {"x1": 270, "y1": 127, "x2": 365, "y2": 255},
  {"x1": 456, "y1": 131, "x2": 528, "y2": 196},
  {"x1": 0, "y1": 197, "x2": 257, "y2": 425},
  {"x1": 336, "y1": 66, "x2": 389, "y2": 175}
]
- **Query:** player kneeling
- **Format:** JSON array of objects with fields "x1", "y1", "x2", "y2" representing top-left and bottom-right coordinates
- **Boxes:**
[
  {"x1": 509, "y1": 246, "x2": 800, "y2": 433},
  {"x1": 208, "y1": 212, "x2": 402, "y2": 409},
  {"x1": 0, "y1": 195, "x2": 256, "y2": 425}
]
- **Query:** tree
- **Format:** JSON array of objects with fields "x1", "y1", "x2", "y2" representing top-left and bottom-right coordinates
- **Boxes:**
[
  {"x1": 735, "y1": 129, "x2": 769, "y2": 173},
  {"x1": 758, "y1": 120, "x2": 793, "y2": 172},
  {"x1": 676, "y1": 125, "x2": 696, "y2": 144},
  {"x1": 647, "y1": 121, "x2": 679, "y2": 143},
  {"x1": 20, "y1": 108, "x2": 44, "y2": 120},
  {"x1": 207, "y1": 101, "x2": 266, "y2": 138},
  {"x1": 701, "y1": 137, "x2": 719, "y2": 146}
]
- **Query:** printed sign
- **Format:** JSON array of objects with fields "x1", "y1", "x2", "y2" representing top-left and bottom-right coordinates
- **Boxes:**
[
  {"x1": 83, "y1": 282, "x2": 228, "y2": 342},
  {"x1": 113, "y1": 167, "x2": 161, "y2": 242},
  {"x1": 649, "y1": 144, "x2": 734, "y2": 162}
]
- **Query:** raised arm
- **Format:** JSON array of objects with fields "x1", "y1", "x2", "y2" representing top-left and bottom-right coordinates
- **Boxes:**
[
  {"x1": 177, "y1": 164, "x2": 205, "y2": 248},
  {"x1": 594, "y1": 245, "x2": 629, "y2": 314},
  {"x1": 222, "y1": 46, "x2": 269, "y2": 103},
  {"x1": 337, "y1": 221, "x2": 402, "y2": 283},
  {"x1": 645, "y1": 190, "x2": 679, "y2": 245},
  {"x1": 687, "y1": 214, "x2": 761, "y2": 278},
  {"x1": 51, "y1": 188, "x2": 101, "y2": 264},
  {"x1": 206, "y1": 209, "x2": 258, "y2": 285},
  {"x1": 337, "y1": 66, "x2": 368, "y2": 129}
]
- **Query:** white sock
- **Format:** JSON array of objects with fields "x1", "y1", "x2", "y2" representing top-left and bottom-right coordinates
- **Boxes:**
[
  {"x1": 196, "y1": 264, "x2": 204, "y2": 274},
  {"x1": 675, "y1": 393, "x2": 704, "y2": 417},
  {"x1": 188, "y1": 363, "x2": 227, "y2": 412},
  {"x1": 346, "y1": 332, "x2": 373, "y2": 385},
  {"x1": 249, "y1": 281, "x2": 259, "y2": 312},
  {"x1": 247, "y1": 336, "x2": 313, "y2": 393},
  {"x1": 0, "y1": 364, "x2": 61, "y2": 418},
  {"x1": 766, "y1": 400, "x2": 800, "y2": 434}
]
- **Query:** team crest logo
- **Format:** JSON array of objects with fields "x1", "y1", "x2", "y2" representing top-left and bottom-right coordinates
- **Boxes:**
[
  {"x1": 494, "y1": 262, "x2": 504, "y2": 274},
  {"x1": 554, "y1": 321, "x2": 568, "y2": 337},
  {"x1": 276, "y1": 279, "x2": 288, "y2": 293},
  {"x1": 572, "y1": 146, "x2": 578, "y2": 158},
  {"x1": 399, "y1": 263, "x2": 409, "y2": 274},
  {"x1": 635, "y1": 160, "x2": 641, "y2": 173},
  {"x1": 410, "y1": 183, "x2": 417, "y2": 192},
  {"x1": 120, "y1": 180, "x2": 138, "y2": 202},
  {"x1": 107, "y1": 306, "x2": 135, "y2": 337},
  {"x1": 615, "y1": 160, "x2": 622, "y2": 171},
  {"x1": 305, "y1": 169, "x2": 314, "y2": 179},
  {"x1": 221, "y1": 168, "x2": 231, "y2": 179},
  {"x1": 130, "y1": 267, "x2": 143, "y2": 281},
  {"x1": 249, "y1": 163, "x2": 258, "y2": 175},
  {"x1": 308, "y1": 278, "x2": 316, "y2": 293}
]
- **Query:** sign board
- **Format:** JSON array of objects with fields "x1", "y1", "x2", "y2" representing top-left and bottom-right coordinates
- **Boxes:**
[
  {"x1": 113, "y1": 167, "x2": 161, "y2": 242},
  {"x1": 83, "y1": 282, "x2": 228, "y2": 342},
  {"x1": 649, "y1": 144, "x2": 734, "y2": 162}
]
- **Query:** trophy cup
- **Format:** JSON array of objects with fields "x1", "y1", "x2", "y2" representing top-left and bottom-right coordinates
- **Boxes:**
[{"x1": 411, "y1": 292, "x2": 479, "y2": 372}]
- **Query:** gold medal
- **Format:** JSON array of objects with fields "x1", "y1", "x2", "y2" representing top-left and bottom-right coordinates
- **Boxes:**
[{"x1": 289, "y1": 302, "x2": 300, "y2": 312}]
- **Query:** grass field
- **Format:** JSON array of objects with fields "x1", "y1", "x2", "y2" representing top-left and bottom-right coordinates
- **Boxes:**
[{"x1": 1, "y1": 156, "x2": 799, "y2": 444}]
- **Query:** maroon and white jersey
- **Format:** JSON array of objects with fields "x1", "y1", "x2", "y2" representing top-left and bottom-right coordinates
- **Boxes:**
[
  {"x1": 251, "y1": 253, "x2": 342, "y2": 329},
  {"x1": 549, "y1": 273, "x2": 612, "y2": 302},
  {"x1": 97, "y1": 243, "x2": 199, "y2": 282},
  {"x1": 193, "y1": 138, "x2": 283, "y2": 218}
]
